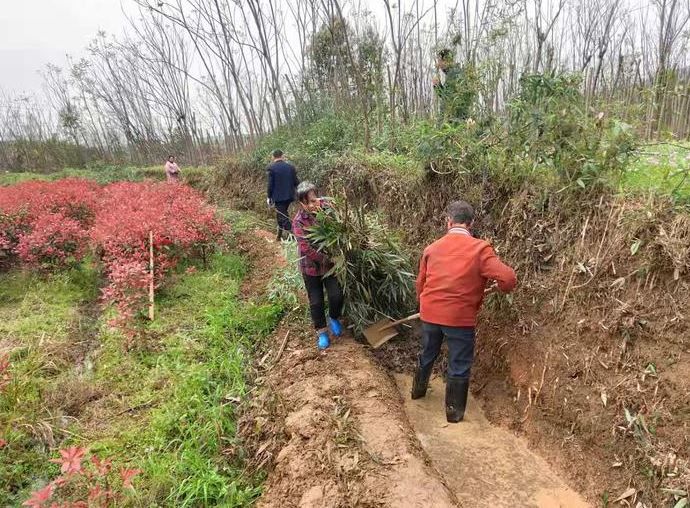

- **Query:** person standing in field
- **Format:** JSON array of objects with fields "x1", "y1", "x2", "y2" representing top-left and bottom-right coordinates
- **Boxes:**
[
  {"x1": 267, "y1": 149, "x2": 299, "y2": 241},
  {"x1": 413, "y1": 200, "x2": 516, "y2": 423},
  {"x1": 292, "y1": 182, "x2": 344, "y2": 351},
  {"x1": 164, "y1": 155, "x2": 181, "y2": 183},
  {"x1": 432, "y1": 49, "x2": 476, "y2": 124}
]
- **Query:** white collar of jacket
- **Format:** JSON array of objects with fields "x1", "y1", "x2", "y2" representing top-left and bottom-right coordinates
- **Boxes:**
[{"x1": 448, "y1": 227, "x2": 471, "y2": 236}]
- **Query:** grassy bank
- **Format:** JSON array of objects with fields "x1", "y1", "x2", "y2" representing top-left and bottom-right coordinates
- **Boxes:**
[
  {"x1": 0, "y1": 165, "x2": 210, "y2": 186},
  {"x1": 0, "y1": 246, "x2": 282, "y2": 505}
]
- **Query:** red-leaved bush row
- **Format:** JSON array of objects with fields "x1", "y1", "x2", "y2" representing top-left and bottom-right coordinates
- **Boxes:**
[{"x1": 0, "y1": 179, "x2": 226, "y2": 328}]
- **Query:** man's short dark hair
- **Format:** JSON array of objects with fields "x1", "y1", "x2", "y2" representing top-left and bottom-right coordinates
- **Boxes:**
[
  {"x1": 447, "y1": 200, "x2": 474, "y2": 224},
  {"x1": 272, "y1": 149, "x2": 284, "y2": 158}
]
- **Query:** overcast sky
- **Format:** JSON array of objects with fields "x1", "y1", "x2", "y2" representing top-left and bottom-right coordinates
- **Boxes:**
[
  {"x1": 0, "y1": 0, "x2": 131, "y2": 93},
  {"x1": 0, "y1": 0, "x2": 464, "y2": 95}
]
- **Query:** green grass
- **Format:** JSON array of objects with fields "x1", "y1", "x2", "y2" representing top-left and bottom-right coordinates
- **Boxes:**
[
  {"x1": 0, "y1": 166, "x2": 211, "y2": 186},
  {"x1": 0, "y1": 265, "x2": 99, "y2": 505},
  {"x1": 104, "y1": 252, "x2": 281, "y2": 506},
  {"x1": 221, "y1": 209, "x2": 271, "y2": 236},
  {"x1": 622, "y1": 143, "x2": 690, "y2": 200},
  {"x1": 0, "y1": 251, "x2": 283, "y2": 506}
]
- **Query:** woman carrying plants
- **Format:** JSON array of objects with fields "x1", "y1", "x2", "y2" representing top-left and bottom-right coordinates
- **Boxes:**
[{"x1": 292, "y1": 182, "x2": 344, "y2": 350}]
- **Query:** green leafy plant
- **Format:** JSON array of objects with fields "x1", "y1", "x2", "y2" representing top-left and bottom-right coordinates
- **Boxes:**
[
  {"x1": 267, "y1": 239, "x2": 303, "y2": 310},
  {"x1": 506, "y1": 73, "x2": 636, "y2": 189},
  {"x1": 306, "y1": 199, "x2": 416, "y2": 334}
]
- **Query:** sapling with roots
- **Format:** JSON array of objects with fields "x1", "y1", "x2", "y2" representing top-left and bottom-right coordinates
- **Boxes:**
[{"x1": 306, "y1": 197, "x2": 416, "y2": 335}]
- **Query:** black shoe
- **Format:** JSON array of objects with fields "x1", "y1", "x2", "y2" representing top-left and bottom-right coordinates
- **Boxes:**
[
  {"x1": 276, "y1": 228, "x2": 283, "y2": 241},
  {"x1": 445, "y1": 377, "x2": 470, "y2": 423},
  {"x1": 411, "y1": 360, "x2": 433, "y2": 400}
]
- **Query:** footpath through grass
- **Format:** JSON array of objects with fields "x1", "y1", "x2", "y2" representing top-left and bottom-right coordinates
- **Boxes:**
[{"x1": 1, "y1": 247, "x2": 282, "y2": 506}]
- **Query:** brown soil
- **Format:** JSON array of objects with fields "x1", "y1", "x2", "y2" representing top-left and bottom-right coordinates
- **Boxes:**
[
  {"x1": 396, "y1": 375, "x2": 591, "y2": 508},
  {"x1": 235, "y1": 228, "x2": 288, "y2": 298},
  {"x1": 238, "y1": 228, "x2": 458, "y2": 507},
  {"x1": 256, "y1": 331, "x2": 458, "y2": 507}
]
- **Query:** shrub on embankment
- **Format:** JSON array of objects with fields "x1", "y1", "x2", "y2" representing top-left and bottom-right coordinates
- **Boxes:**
[{"x1": 214, "y1": 73, "x2": 690, "y2": 505}]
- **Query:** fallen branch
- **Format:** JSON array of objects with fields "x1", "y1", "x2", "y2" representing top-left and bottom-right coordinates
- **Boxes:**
[{"x1": 271, "y1": 331, "x2": 290, "y2": 369}]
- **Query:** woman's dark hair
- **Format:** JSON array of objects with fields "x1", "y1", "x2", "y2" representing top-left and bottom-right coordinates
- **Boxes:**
[
  {"x1": 296, "y1": 181, "x2": 317, "y2": 203},
  {"x1": 168, "y1": 154, "x2": 174, "y2": 159},
  {"x1": 447, "y1": 200, "x2": 474, "y2": 224},
  {"x1": 437, "y1": 48, "x2": 453, "y2": 60},
  {"x1": 272, "y1": 149, "x2": 284, "y2": 158}
]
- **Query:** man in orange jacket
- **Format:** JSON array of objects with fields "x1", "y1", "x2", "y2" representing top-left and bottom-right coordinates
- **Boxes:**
[{"x1": 413, "y1": 200, "x2": 517, "y2": 423}]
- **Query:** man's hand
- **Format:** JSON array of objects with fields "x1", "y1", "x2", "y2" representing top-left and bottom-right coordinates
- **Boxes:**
[{"x1": 484, "y1": 281, "x2": 499, "y2": 294}]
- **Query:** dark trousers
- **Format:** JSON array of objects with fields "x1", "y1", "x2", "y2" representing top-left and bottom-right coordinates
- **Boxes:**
[
  {"x1": 303, "y1": 274, "x2": 344, "y2": 330},
  {"x1": 419, "y1": 322, "x2": 475, "y2": 379},
  {"x1": 275, "y1": 200, "x2": 292, "y2": 233}
]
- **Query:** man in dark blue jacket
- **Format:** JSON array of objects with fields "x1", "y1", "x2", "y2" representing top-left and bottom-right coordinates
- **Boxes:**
[{"x1": 267, "y1": 149, "x2": 299, "y2": 240}]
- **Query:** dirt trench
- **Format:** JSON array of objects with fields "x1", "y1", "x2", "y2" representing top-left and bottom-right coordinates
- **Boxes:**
[
  {"x1": 238, "y1": 228, "x2": 591, "y2": 507},
  {"x1": 396, "y1": 375, "x2": 590, "y2": 508}
]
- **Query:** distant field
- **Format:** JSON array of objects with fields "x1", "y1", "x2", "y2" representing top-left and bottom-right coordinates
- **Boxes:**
[
  {"x1": 2, "y1": 148, "x2": 689, "y2": 202},
  {"x1": 0, "y1": 166, "x2": 210, "y2": 186},
  {"x1": 622, "y1": 142, "x2": 690, "y2": 200}
]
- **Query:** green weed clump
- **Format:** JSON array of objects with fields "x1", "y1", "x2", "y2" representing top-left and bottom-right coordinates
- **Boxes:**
[
  {"x1": 267, "y1": 239, "x2": 304, "y2": 310},
  {"x1": 506, "y1": 73, "x2": 636, "y2": 190},
  {"x1": 93, "y1": 252, "x2": 281, "y2": 506}
]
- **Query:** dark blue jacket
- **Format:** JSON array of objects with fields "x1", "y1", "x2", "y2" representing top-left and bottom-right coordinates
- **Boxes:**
[{"x1": 267, "y1": 160, "x2": 299, "y2": 203}]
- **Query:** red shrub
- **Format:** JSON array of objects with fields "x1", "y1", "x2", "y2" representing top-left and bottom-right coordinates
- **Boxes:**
[
  {"x1": 91, "y1": 182, "x2": 226, "y2": 327},
  {"x1": 99, "y1": 261, "x2": 151, "y2": 328},
  {"x1": 15, "y1": 213, "x2": 89, "y2": 269},
  {"x1": 0, "y1": 179, "x2": 99, "y2": 263},
  {"x1": 0, "y1": 210, "x2": 32, "y2": 262},
  {"x1": 0, "y1": 178, "x2": 99, "y2": 226},
  {"x1": 1, "y1": 178, "x2": 226, "y2": 329},
  {"x1": 23, "y1": 447, "x2": 140, "y2": 507}
]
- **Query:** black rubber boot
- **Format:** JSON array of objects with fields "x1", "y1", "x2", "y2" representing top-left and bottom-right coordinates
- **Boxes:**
[
  {"x1": 276, "y1": 227, "x2": 283, "y2": 241},
  {"x1": 411, "y1": 359, "x2": 433, "y2": 400},
  {"x1": 446, "y1": 377, "x2": 470, "y2": 423}
]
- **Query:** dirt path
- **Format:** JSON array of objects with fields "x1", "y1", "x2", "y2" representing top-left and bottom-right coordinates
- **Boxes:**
[
  {"x1": 395, "y1": 375, "x2": 592, "y2": 508},
  {"x1": 237, "y1": 228, "x2": 458, "y2": 507},
  {"x1": 239, "y1": 227, "x2": 591, "y2": 507},
  {"x1": 254, "y1": 331, "x2": 460, "y2": 507}
]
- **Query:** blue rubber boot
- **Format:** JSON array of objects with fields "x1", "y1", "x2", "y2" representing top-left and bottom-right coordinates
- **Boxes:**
[
  {"x1": 317, "y1": 331, "x2": 330, "y2": 350},
  {"x1": 328, "y1": 317, "x2": 343, "y2": 338}
]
